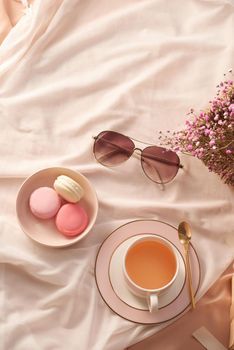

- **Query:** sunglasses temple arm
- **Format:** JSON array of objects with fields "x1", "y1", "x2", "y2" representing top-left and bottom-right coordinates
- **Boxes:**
[
  {"x1": 144, "y1": 159, "x2": 165, "y2": 190},
  {"x1": 152, "y1": 166, "x2": 165, "y2": 191},
  {"x1": 144, "y1": 153, "x2": 182, "y2": 168}
]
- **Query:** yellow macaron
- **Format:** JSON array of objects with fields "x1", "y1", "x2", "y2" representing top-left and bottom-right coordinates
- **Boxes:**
[{"x1": 54, "y1": 175, "x2": 84, "y2": 203}]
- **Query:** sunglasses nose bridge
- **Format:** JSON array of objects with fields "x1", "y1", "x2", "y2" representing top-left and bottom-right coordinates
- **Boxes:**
[{"x1": 133, "y1": 147, "x2": 142, "y2": 154}]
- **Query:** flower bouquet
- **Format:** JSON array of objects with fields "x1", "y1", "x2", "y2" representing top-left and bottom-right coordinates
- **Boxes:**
[{"x1": 160, "y1": 73, "x2": 234, "y2": 186}]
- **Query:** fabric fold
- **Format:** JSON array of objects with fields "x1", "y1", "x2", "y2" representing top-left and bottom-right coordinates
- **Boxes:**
[
  {"x1": 0, "y1": 1, "x2": 12, "y2": 44},
  {"x1": 0, "y1": 0, "x2": 62, "y2": 76},
  {"x1": 230, "y1": 274, "x2": 234, "y2": 349}
]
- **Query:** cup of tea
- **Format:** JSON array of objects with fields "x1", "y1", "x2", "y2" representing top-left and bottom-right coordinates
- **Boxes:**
[{"x1": 123, "y1": 235, "x2": 179, "y2": 312}]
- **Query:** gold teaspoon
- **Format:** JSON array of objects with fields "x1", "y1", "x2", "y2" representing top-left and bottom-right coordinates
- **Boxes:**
[{"x1": 178, "y1": 221, "x2": 196, "y2": 309}]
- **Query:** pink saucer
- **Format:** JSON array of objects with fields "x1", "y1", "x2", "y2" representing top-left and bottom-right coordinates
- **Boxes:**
[{"x1": 95, "y1": 220, "x2": 201, "y2": 324}]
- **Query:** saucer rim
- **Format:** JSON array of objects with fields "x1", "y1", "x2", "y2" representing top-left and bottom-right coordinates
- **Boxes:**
[
  {"x1": 108, "y1": 233, "x2": 186, "y2": 311},
  {"x1": 95, "y1": 219, "x2": 201, "y2": 325}
]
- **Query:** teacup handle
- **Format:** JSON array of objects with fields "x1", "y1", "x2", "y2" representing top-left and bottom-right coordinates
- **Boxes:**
[{"x1": 147, "y1": 293, "x2": 158, "y2": 313}]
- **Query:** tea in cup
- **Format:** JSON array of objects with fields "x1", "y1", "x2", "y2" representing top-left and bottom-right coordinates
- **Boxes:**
[{"x1": 123, "y1": 235, "x2": 179, "y2": 312}]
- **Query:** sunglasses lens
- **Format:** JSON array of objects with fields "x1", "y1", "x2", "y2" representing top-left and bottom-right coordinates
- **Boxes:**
[
  {"x1": 94, "y1": 131, "x2": 135, "y2": 166},
  {"x1": 141, "y1": 146, "x2": 180, "y2": 184}
]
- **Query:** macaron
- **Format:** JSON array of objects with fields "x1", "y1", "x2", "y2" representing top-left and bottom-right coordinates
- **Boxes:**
[
  {"x1": 54, "y1": 175, "x2": 84, "y2": 203},
  {"x1": 55, "y1": 203, "x2": 88, "y2": 237},
  {"x1": 29, "y1": 187, "x2": 62, "y2": 219}
]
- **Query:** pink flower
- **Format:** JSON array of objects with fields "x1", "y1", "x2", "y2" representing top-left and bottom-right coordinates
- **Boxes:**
[
  {"x1": 159, "y1": 75, "x2": 234, "y2": 185},
  {"x1": 209, "y1": 139, "x2": 215, "y2": 146}
]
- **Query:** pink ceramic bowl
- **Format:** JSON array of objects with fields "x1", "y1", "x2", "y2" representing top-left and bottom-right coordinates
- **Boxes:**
[{"x1": 16, "y1": 167, "x2": 98, "y2": 248}]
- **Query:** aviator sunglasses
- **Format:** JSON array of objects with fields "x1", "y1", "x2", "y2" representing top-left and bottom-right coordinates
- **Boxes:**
[{"x1": 93, "y1": 131, "x2": 183, "y2": 185}]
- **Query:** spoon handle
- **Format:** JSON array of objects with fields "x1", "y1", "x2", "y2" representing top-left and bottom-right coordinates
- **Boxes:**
[{"x1": 185, "y1": 242, "x2": 196, "y2": 309}]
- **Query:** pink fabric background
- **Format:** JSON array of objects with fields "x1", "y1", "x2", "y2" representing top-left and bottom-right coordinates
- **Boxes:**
[
  {"x1": 0, "y1": 1, "x2": 234, "y2": 349},
  {"x1": 0, "y1": 0, "x2": 33, "y2": 44},
  {"x1": 0, "y1": 0, "x2": 21, "y2": 44}
]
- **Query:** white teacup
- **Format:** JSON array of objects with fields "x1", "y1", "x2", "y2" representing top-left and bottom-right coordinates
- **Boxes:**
[{"x1": 123, "y1": 235, "x2": 179, "y2": 312}]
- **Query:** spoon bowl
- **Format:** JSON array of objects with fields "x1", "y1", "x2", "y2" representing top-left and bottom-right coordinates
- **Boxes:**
[{"x1": 178, "y1": 221, "x2": 192, "y2": 244}]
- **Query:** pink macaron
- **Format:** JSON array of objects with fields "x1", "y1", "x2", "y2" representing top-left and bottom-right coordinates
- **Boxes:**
[
  {"x1": 55, "y1": 203, "x2": 89, "y2": 237},
  {"x1": 29, "y1": 187, "x2": 62, "y2": 219}
]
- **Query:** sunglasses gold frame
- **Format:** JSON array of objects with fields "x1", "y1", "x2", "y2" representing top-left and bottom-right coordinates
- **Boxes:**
[{"x1": 93, "y1": 131, "x2": 183, "y2": 188}]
